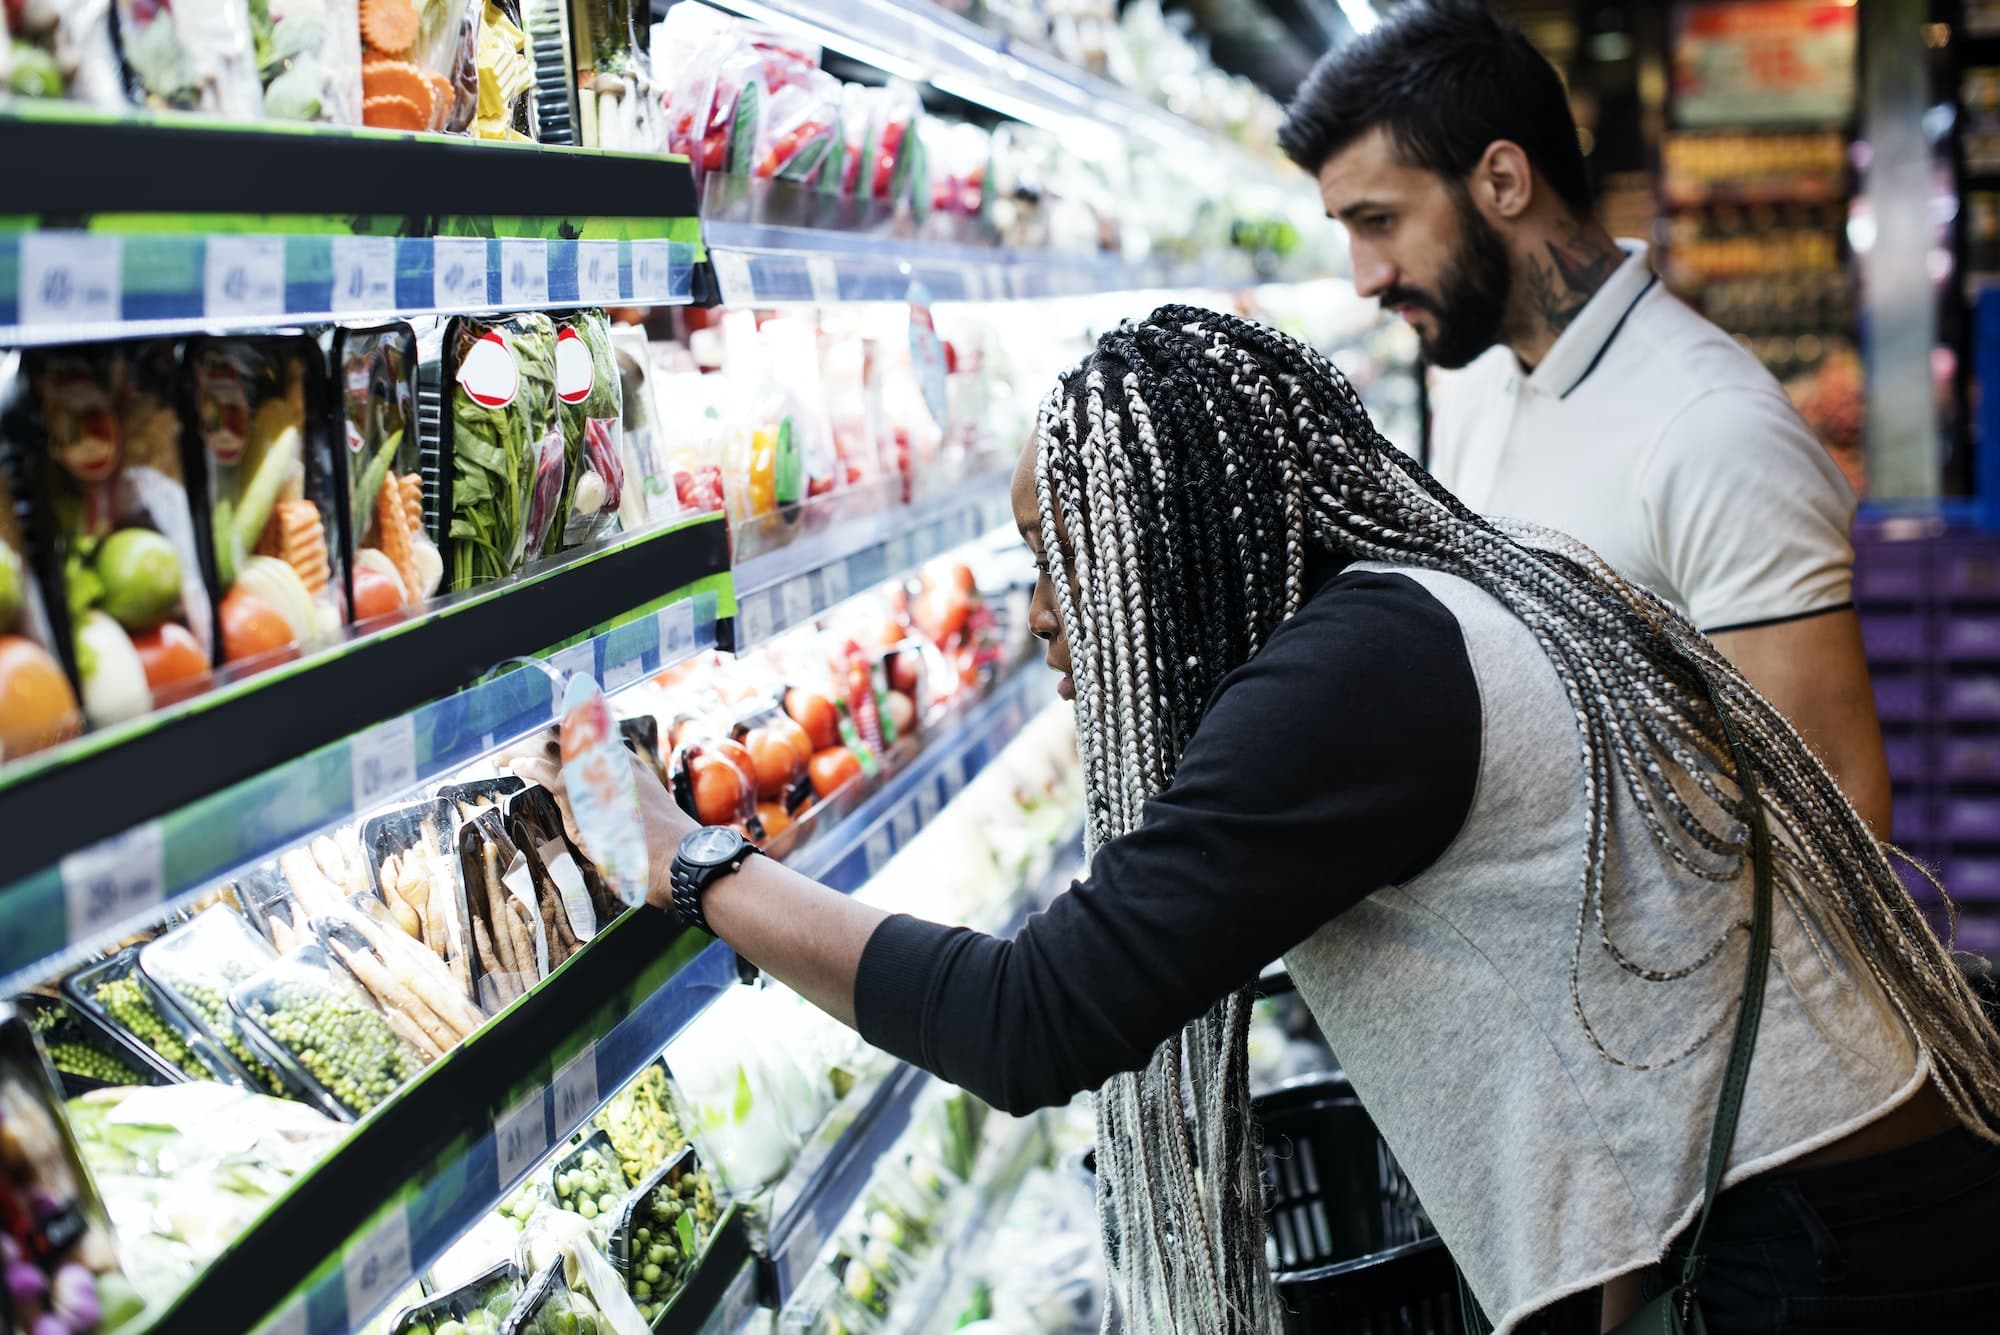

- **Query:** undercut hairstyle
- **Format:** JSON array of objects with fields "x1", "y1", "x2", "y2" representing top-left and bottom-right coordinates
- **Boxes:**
[
  {"x1": 1278, "y1": 0, "x2": 1594, "y2": 217},
  {"x1": 1037, "y1": 307, "x2": 2000, "y2": 1330}
]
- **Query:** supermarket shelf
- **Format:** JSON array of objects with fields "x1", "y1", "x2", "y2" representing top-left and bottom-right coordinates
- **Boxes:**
[
  {"x1": 2, "y1": 112, "x2": 701, "y2": 342},
  {"x1": 167, "y1": 919, "x2": 741, "y2": 1335},
  {"x1": 0, "y1": 515, "x2": 730, "y2": 991},
  {"x1": 729, "y1": 471, "x2": 1014, "y2": 650},
  {"x1": 889, "y1": 1105, "x2": 1051, "y2": 1332}
]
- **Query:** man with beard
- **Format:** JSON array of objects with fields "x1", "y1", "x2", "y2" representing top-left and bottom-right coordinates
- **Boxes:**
[{"x1": 1278, "y1": 1, "x2": 1890, "y2": 838}]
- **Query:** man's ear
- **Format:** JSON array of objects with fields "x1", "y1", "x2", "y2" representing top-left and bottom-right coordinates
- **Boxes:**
[{"x1": 1470, "y1": 140, "x2": 1535, "y2": 221}]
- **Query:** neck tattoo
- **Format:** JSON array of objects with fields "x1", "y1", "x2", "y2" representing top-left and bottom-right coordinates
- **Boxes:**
[{"x1": 1523, "y1": 225, "x2": 1621, "y2": 341}]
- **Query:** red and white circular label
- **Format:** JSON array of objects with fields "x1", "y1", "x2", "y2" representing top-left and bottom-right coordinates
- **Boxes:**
[
  {"x1": 555, "y1": 325, "x2": 594, "y2": 405},
  {"x1": 457, "y1": 330, "x2": 520, "y2": 409}
]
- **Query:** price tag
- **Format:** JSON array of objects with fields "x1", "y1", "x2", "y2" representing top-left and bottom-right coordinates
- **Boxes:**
[
  {"x1": 710, "y1": 250, "x2": 754, "y2": 305},
  {"x1": 433, "y1": 237, "x2": 490, "y2": 309},
  {"x1": 20, "y1": 233, "x2": 121, "y2": 328},
  {"x1": 578, "y1": 240, "x2": 622, "y2": 303},
  {"x1": 342, "y1": 1206, "x2": 413, "y2": 1328},
  {"x1": 863, "y1": 826, "x2": 894, "y2": 878},
  {"x1": 254, "y1": 1294, "x2": 308, "y2": 1335},
  {"x1": 883, "y1": 534, "x2": 912, "y2": 573},
  {"x1": 349, "y1": 714, "x2": 417, "y2": 815},
  {"x1": 806, "y1": 254, "x2": 841, "y2": 304},
  {"x1": 915, "y1": 778, "x2": 940, "y2": 827},
  {"x1": 549, "y1": 643, "x2": 595, "y2": 709},
  {"x1": 892, "y1": 803, "x2": 918, "y2": 847},
  {"x1": 631, "y1": 240, "x2": 673, "y2": 301},
  {"x1": 331, "y1": 236, "x2": 395, "y2": 313},
  {"x1": 494, "y1": 1086, "x2": 549, "y2": 1187},
  {"x1": 820, "y1": 558, "x2": 851, "y2": 607},
  {"x1": 500, "y1": 239, "x2": 550, "y2": 306},
  {"x1": 736, "y1": 590, "x2": 774, "y2": 647},
  {"x1": 780, "y1": 576, "x2": 815, "y2": 628},
  {"x1": 61, "y1": 823, "x2": 164, "y2": 948},
  {"x1": 602, "y1": 654, "x2": 643, "y2": 691},
  {"x1": 205, "y1": 236, "x2": 286, "y2": 318},
  {"x1": 658, "y1": 599, "x2": 696, "y2": 661},
  {"x1": 551, "y1": 1044, "x2": 599, "y2": 1134}
]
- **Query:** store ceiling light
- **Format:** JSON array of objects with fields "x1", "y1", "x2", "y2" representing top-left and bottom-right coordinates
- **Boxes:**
[
  {"x1": 715, "y1": 0, "x2": 928, "y2": 82},
  {"x1": 1337, "y1": 0, "x2": 1379, "y2": 35}
]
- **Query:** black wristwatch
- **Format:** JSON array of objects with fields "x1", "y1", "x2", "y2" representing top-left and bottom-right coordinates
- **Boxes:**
[{"x1": 668, "y1": 826, "x2": 760, "y2": 935}]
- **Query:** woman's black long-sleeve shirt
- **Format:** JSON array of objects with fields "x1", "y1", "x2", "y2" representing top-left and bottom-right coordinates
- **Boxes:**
[{"x1": 851, "y1": 569, "x2": 1483, "y2": 1114}]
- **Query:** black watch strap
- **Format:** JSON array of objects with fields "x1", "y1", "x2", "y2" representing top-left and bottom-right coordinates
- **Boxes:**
[{"x1": 669, "y1": 843, "x2": 757, "y2": 935}]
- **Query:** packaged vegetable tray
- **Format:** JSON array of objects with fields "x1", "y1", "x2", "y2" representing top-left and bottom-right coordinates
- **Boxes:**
[
  {"x1": 609, "y1": 1144, "x2": 721, "y2": 1325},
  {"x1": 15, "y1": 340, "x2": 215, "y2": 728},
  {"x1": 138, "y1": 906, "x2": 292, "y2": 1097},
  {"x1": 315, "y1": 895, "x2": 487, "y2": 1063},
  {"x1": 441, "y1": 313, "x2": 561, "y2": 591},
  {"x1": 0, "y1": 0, "x2": 125, "y2": 106},
  {"x1": 0, "y1": 440, "x2": 83, "y2": 762},
  {"x1": 391, "y1": 1258, "x2": 525, "y2": 1335},
  {"x1": 359, "y1": 0, "x2": 479, "y2": 132},
  {"x1": 184, "y1": 333, "x2": 348, "y2": 673},
  {"x1": 61, "y1": 946, "x2": 240, "y2": 1086},
  {"x1": 593, "y1": 1060, "x2": 703, "y2": 1190},
  {"x1": 111, "y1": 0, "x2": 264, "y2": 114},
  {"x1": 362, "y1": 795, "x2": 479, "y2": 1003},
  {"x1": 227, "y1": 941, "x2": 423, "y2": 1119},
  {"x1": 500, "y1": 1257, "x2": 608, "y2": 1335},
  {"x1": 437, "y1": 774, "x2": 527, "y2": 822},
  {"x1": 15, "y1": 992, "x2": 160, "y2": 1095},
  {"x1": 252, "y1": 0, "x2": 365, "y2": 121},
  {"x1": 546, "y1": 309, "x2": 625, "y2": 557},
  {"x1": 333, "y1": 323, "x2": 441, "y2": 624},
  {"x1": 506, "y1": 783, "x2": 619, "y2": 963},
  {"x1": 548, "y1": 1128, "x2": 621, "y2": 1223},
  {"x1": 456, "y1": 807, "x2": 549, "y2": 1011}
]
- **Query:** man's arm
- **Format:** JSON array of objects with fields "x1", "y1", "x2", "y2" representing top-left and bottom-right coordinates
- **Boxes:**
[{"x1": 1708, "y1": 609, "x2": 1892, "y2": 838}]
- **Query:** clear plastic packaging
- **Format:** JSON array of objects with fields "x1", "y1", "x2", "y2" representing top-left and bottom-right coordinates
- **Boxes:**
[
  {"x1": 500, "y1": 1257, "x2": 609, "y2": 1335},
  {"x1": 549, "y1": 1128, "x2": 621, "y2": 1224},
  {"x1": 751, "y1": 67, "x2": 839, "y2": 185},
  {"x1": 227, "y1": 941, "x2": 423, "y2": 1118},
  {"x1": 468, "y1": 0, "x2": 532, "y2": 140},
  {"x1": 252, "y1": 0, "x2": 364, "y2": 121},
  {"x1": 138, "y1": 907, "x2": 291, "y2": 1096},
  {"x1": 608, "y1": 1144, "x2": 722, "y2": 1324},
  {"x1": 0, "y1": 0, "x2": 126, "y2": 106},
  {"x1": 112, "y1": 0, "x2": 264, "y2": 114},
  {"x1": 360, "y1": 795, "x2": 478, "y2": 1004},
  {"x1": 359, "y1": 0, "x2": 477, "y2": 131},
  {"x1": 389, "y1": 1259, "x2": 524, "y2": 1335},
  {"x1": 442, "y1": 313, "x2": 560, "y2": 591},
  {"x1": 0, "y1": 443, "x2": 82, "y2": 761},
  {"x1": 547, "y1": 309, "x2": 625, "y2": 556},
  {"x1": 62, "y1": 948, "x2": 219, "y2": 1084},
  {"x1": 317, "y1": 892, "x2": 487, "y2": 1060},
  {"x1": 606, "y1": 327, "x2": 660, "y2": 533},
  {"x1": 333, "y1": 323, "x2": 441, "y2": 624},
  {"x1": 590, "y1": 1059, "x2": 700, "y2": 1189},
  {"x1": 455, "y1": 807, "x2": 548, "y2": 1011},
  {"x1": 15, "y1": 991, "x2": 158, "y2": 1094},
  {"x1": 508, "y1": 782, "x2": 621, "y2": 954}
]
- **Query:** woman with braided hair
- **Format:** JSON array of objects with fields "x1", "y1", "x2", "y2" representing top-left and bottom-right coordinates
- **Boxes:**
[{"x1": 593, "y1": 307, "x2": 2000, "y2": 1332}]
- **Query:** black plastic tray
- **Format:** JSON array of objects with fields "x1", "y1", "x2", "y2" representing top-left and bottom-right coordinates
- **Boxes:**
[
  {"x1": 61, "y1": 947, "x2": 236, "y2": 1086},
  {"x1": 15, "y1": 992, "x2": 163, "y2": 1096},
  {"x1": 389, "y1": 1258, "x2": 524, "y2": 1335}
]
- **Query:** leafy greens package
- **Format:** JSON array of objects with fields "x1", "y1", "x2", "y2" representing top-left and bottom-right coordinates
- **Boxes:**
[
  {"x1": 442, "y1": 312, "x2": 559, "y2": 591},
  {"x1": 333, "y1": 323, "x2": 440, "y2": 622},
  {"x1": 547, "y1": 308, "x2": 624, "y2": 555},
  {"x1": 251, "y1": 0, "x2": 364, "y2": 121},
  {"x1": 112, "y1": 0, "x2": 264, "y2": 114},
  {"x1": 1, "y1": 0, "x2": 125, "y2": 105}
]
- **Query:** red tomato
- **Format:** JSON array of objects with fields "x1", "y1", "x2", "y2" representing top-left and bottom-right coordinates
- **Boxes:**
[
  {"x1": 352, "y1": 565, "x2": 405, "y2": 621},
  {"x1": 220, "y1": 587, "x2": 298, "y2": 666},
  {"x1": 744, "y1": 725, "x2": 805, "y2": 799},
  {"x1": 883, "y1": 689, "x2": 916, "y2": 738},
  {"x1": 915, "y1": 585, "x2": 969, "y2": 644},
  {"x1": 129, "y1": 622, "x2": 213, "y2": 702},
  {"x1": 948, "y1": 562, "x2": 976, "y2": 594},
  {"x1": 766, "y1": 714, "x2": 814, "y2": 769},
  {"x1": 754, "y1": 801, "x2": 793, "y2": 840},
  {"x1": 808, "y1": 746, "x2": 861, "y2": 798},
  {"x1": 785, "y1": 688, "x2": 840, "y2": 751},
  {"x1": 690, "y1": 753, "x2": 751, "y2": 825}
]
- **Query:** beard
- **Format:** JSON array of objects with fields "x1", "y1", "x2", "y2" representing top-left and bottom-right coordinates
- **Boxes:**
[{"x1": 1381, "y1": 190, "x2": 1513, "y2": 370}]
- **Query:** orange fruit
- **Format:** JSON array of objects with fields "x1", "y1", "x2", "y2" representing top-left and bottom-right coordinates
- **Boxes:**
[
  {"x1": 129, "y1": 622, "x2": 212, "y2": 703},
  {"x1": 221, "y1": 586, "x2": 299, "y2": 666},
  {"x1": 0, "y1": 635, "x2": 82, "y2": 759},
  {"x1": 808, "y1": 746, "x2": 861, "y2": 798}
]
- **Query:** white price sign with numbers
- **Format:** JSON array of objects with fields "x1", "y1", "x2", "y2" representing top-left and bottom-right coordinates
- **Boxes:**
[
  {"x1": 61, "y1": 823, "x2": 164, "y2": 948},
  {"x1": 433, "y1": 237, "x2": 489, "y2": 309},
  {"x1": 500, "y1": 239, "x2": 550, "y2": 306},
  {"x1": 549, "y1": 643, "x2": 594, "y2": 709},
  {"x1": 819, "y1": 559, "x2": 850, "y2": 607},
  {"x1": 350, "y1": 714, "x2": 417, "y2": 814},
  {"x1": 631, "y1": 240, "x2": 673, "y2": 300},
  {"x1": 658, "y1": 600, "x2": 696, "y2": 661},
  {"x1": 20, "y1": 234, "x2": 122, "y2": 328},
  {"x1": 806, "y1": 255, "x2": 841, "y2": 304},
  {"x1": 780, "y1": 576, "x2": 814, "y2": 628},
  {"x1": 736, "y1": 590, "x2": 774, "y2": 647},
  {"x1": 331, "y1": 236, "x2": 395, "y2": 313},
  {"x1": 342, "y1": 1207, "x2": 412, "y2": 1328},
  {"x1": 552, "y1": 1045, "x2": 599, "y2": 1134},
  {"x1": 494, "y1": 1086, "x2": 549, "y2": 1187},
  {"x1": 205, "y1": 236, "x2": 286, "y2": 318},
  {"x1": 578, "y1": 241, "x2": 621, "y2": 303},
  {"x1": 710, "y1": 250, "x2": 753, "y2": 304},
  {"x1": 602, "y1": 654, "x2": 643, "y2": 692}
]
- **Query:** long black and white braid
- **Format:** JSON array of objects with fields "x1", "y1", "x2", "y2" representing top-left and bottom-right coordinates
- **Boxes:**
[{"x1": 1037, "y1": 306, "x2": 2000, "y2": 1333}]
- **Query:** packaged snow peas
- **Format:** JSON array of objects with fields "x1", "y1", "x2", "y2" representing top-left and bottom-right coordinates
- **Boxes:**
[
  {"x1": 16, "y1": 340, "x2": 214, "y2": 727},
  {"x1": 227, "y1": 941, "x2": 422, "y2": 1119},
  {"x1": 0, "y1": 0, "x2": 125, "y2": 106},
  {"x1": 333, "y1": 323, "x2": 441, "y2": 623},
  {"x1": 441, "y1": 313, "x2": 560, "y2": 591},
  {"x1": 138, "y1": 907, "x2": 290, "y2": 1096},
  {"x1": 111, "y1": 0, "x2": 264, "y2": 114},
  {"x1": 251, "y1": 0, "x2": 365, "y2": 121},
  {"x1": 359, "y1": 0, "x2": 478, "y2": 131},
  {"x1": 184, "y1": 334, "x2": 346, "y2": 673},
  {"x1": 0, "y1": 442, "x2": 82, "y2": 761},
  {"x1": 546, "y1": 309, "x2": 624, "y2": 556}
]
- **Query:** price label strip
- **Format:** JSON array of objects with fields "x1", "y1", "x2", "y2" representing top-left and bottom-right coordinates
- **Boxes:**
[
  {"x1": 780, "y1": 576, "x2": 815, "y2": 629},
  {"x1": 548, "y1": 642, "x2": 595, "y2": 709},
  {"x1": 658, "y1": 600, "x2": 697, "y2": 662},
  {"x1": 433, "y1": 237, "x2": 490, "y2": 310},
  {"x1": 631, "y1": 239, "x2": 673, "y2": 301},
  {"x1": 819, "y1": 558, "x2": 851, "y2": 607},
  {"x1": 736, "y1": 589, "x2": 774, "y2": 647},
  {"x1": 863, "y1": 826, "x2": 894, "y2": 879},
  {"x1": 205, "y1": 236, "x2": 286, "y2": 319},
  {"x1": 577, "y1": 240, "x2": 622, "y2": 304},
  {"x1": 61, "y1": 822, "x2": 165, "y2": 950},
  {"x1": 342, "y1": 1206, "x2": 413, "y2": 1330},
  {"x1": 19, "y1": 233, "x2": 122, "y2": 328},
  {"x1": 806, "y1": 254, "x2": 841, "y2": 304},
  {"x1": 349, "y1": 713, "x2": 417, "y2": 815},
  {"x1": 500, "y1": 238, "x2": 551, "y2": 306},
  {"x1": 710, "y1": 250, "x2": 754, "y2": 305},
  {"x1": 331, "y1": 236, "x2": 396, "y2": 313},
  {"x1": 891, "y1": 803, "x2": 918, "y2": 848},
  {"x1": 494, "y1": 1085, "x2": 550, "y2": 1188},
  {"x1": 552, "y1": 1043, "x2": 599, "y2": 1136},
  {"x1": 915, "y1": 778, "x2": 940, "y2": 827}
]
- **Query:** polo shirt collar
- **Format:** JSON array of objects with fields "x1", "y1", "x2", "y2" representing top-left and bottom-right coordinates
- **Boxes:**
[{"x1": 1523, "y1": 239, "x2": 1657, "y2": 400}]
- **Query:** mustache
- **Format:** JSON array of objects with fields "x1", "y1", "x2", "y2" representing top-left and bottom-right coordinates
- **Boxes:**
[{"x1": 1379, "y1": 286, "x2": 1437, "y2": 313}]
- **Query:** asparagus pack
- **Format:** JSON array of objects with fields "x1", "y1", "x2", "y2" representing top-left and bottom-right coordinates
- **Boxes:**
[
  {"x1": 506, "y1": 784, "x2": 622, "y2": 958},
  {"x1": 457, "y1": 809, "x2": 550, "y2": 1010},
  {"x1": 363, "y1": 797, "x2": 479, "y2": 1004}
]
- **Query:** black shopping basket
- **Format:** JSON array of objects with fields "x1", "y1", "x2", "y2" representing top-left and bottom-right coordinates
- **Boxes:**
[{"x1": 1256, "y1": 1074, "x2": 1463, "y2": 1334}]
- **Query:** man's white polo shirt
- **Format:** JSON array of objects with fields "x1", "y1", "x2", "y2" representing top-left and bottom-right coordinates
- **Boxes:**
[{"x1": 1427, "y1": 240, "x2": 1856, "y2": 633}]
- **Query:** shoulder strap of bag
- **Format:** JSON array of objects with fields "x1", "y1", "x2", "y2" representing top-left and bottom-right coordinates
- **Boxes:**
[{"x1": 1676, "y1": 656, "x2": 1776, "y2": 1299}]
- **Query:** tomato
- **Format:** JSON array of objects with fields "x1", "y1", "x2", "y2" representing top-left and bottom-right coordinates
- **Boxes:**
[
  {"x1": 785, "y1": 688, "x2": 840, "y2": 751},
  {"x1": 948, "y1": 562, "x2": 976, "y2": 594},
  {"x1": 129, "y1": 622, "x2": 212, "y2": 702},
  {"x1": 754, "y1": 801, "x2": 793, "y2": 840},
  {"x1": 765, "y1": 714, "x2": 814, "y2": 769},
  {"x1": 808, "y1": 746, "x2": 861, "y2": 798},
  {"x1": 689, "y1": 756, "x2": 746, "y2": 825},
  {"x1": 915, "y1": 584, "x2": 969, "y2": 644},
  {"x1": 711, "y1": 735, "x2": 757, "y2": 784},
  {"x1": 744, "y1": 724, "x2": 805, "y2": 799},
  {"x1": 352, "y1": 565, "x2": 405, "y2": 622},
  {"x1": 220, "y1": 586, "x2": 298, "y2": 666},
  {"x1": 0, "y1": 635, "x2": 82, "y2": 759}
]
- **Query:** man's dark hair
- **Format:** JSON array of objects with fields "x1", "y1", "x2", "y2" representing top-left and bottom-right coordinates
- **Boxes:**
[{"x1": 1278, "y1": 1, "x2": 1593, "y2": 216}]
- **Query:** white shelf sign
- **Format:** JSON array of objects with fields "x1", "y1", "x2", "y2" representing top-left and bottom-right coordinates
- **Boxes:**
[
  {"x1": 863, "y1": 826, "x2": 894, "y2": 879},
  {"x1": 61, "y1": 822, "x2": 164, "y2": 948},
  {"x1": 205, "y1": 236, "x2": 286, "y2": 318},
  {"x1": 331, "y1": 236, "x2": 395, "y2": 313},
  {"x1": 433, "y1": 237, "x2": 490, "y2": 309},
  {"x1": 602, "y1": 654, "x2": 643, "y2": 692},
  {"x1": 780, "y1": 576, "x2": 815, "y2": 628},
  {"x1": 552, "y1": 1044, "x2": 599, "y2": 1135},
  {"x1": 550, "y1": 643, "x2": 595, "y2": 709},
  {"x1": 658, "y1": 600, "x2": 696, "y2": 662},
  {"x1": 349, "y1": 714, "x2": 417, "y2": 814},
  {"x1": 819, "y1": 558, "x2": 850, "y2": 607},
  {"x1": 578, "y1": 240, "x2": 622, "y2": 303},
  {"x1": 500, "y1": 239, "x2": 550, "y2": 306},
  {"x1": 342, "y1": 1206, "x2": 413, "y2": 1328},
  {"x1": 19, "y1": 234, "x2": 122, "y2": 328},
  {"x1": 736, "y1": 590, "x2": 774, "y2": 647},
  {"x1": 711, "y1": 250, "x2": 754, "y2": 304},
  {"x1": 494, "y1": 1086, "x2": 549, "y2": 1187},
  {"x1": 806, "y1": 254, "x2": 841, "y2": 304},
  {"x1": 631, "y1": 240, "x2": 673, "y2": 300}
]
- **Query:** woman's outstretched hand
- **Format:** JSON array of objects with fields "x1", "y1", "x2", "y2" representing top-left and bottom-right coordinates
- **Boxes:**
[{"x1": 500, "y1": 731, "x2": 698, "y2": 909}]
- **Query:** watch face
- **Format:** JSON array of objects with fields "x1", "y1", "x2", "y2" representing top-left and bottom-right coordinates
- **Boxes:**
[{"x1": 681, "y1": 826, "x2": 745, "y2": 868}]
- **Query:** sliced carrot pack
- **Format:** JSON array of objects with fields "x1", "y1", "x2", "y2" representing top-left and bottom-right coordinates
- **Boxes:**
[
  {"x1": 362, "y1": 59, "x2": 434, "y2": 117},
  {"x1": 363, "y1": 91, "x2": 429, "y2": 131},
  {"x1": 359, "y1": 0, "x2": 420, "y2": 56}
]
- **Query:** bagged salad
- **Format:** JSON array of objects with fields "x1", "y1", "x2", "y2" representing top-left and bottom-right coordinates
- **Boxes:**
[
  {"x1": 442, "y1": 313, "x2": 559, "y2": 591},
  {"x1": 250, "y1": 0, "x2": 364, "y2": 120},
  {"x1": 2, "y1": 0, "x2": 125, "y2": 104},
  {"x1": 185, "y1": 334, "x2": 346, "y2": 673},
  {"x1": 546, "y1": 308, "x2": 624, "y2": 556},
  {"x1": 112, "y1": 0, "x2": 263, "y2": 114},
  {"x1": 358, "y1": 0, "x2": 476, "y2": 131},
  {"x1": 17, "y1": 341, "x2": 214, "y2": 728},
  {"x1": 333, "y1": 323, "x2": 441, "y2": 623}
]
